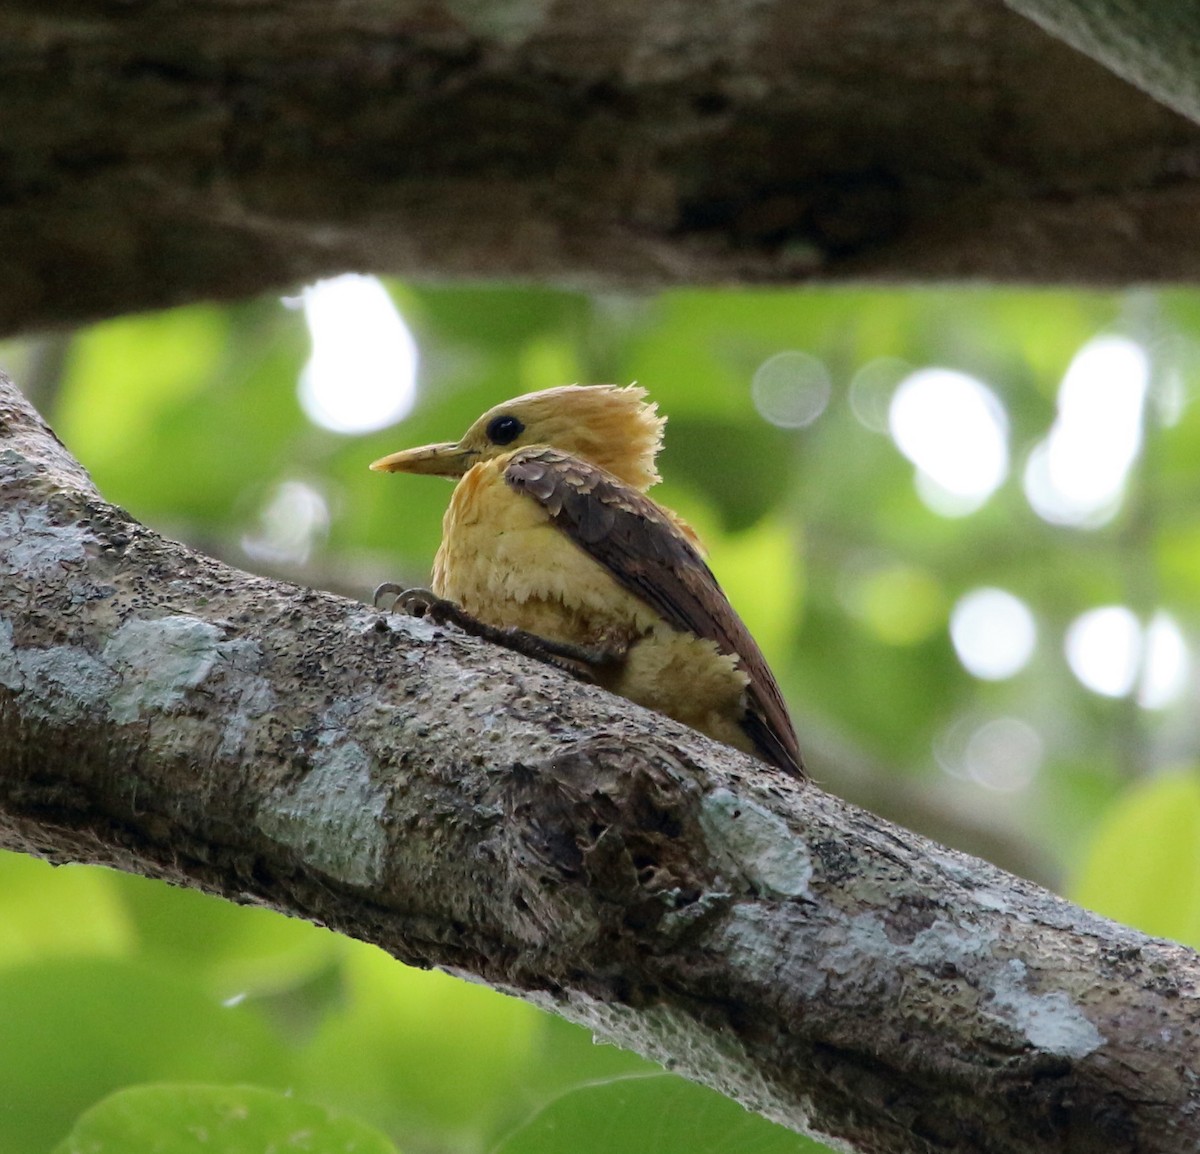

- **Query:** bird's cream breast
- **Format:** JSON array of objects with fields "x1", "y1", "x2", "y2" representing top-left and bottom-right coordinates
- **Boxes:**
[{"x1": 432, "y1": 458, "x2": 661, "y2": 646}]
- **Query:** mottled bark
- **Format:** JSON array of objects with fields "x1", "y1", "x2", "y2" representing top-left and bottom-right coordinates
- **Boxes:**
[
  {"x1": 3, "y1": 373, "x2": 1199, "y2": 1152},
  {"x1": 5, "y1": 1, "x2": 1200, "y2": 337}
]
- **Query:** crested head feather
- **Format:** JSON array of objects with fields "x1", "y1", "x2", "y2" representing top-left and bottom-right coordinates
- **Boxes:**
[{"x1": 468, "y1": 384, "x2": 666, "y2": 491}]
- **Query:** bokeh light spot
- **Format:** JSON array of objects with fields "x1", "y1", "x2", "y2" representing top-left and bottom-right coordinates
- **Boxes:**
[
  {"x1": 849, "y1": 357, "x2": 910, "y2": 434},
  {"x1": 242, "y1": 480, "x2": 330, "y2": 567},
  {"x1": 1139, "y1": 612, "x2": 1190, "y2": 710},
  {"x1": 751, "y1": 351, "x2": 831, "y2": 428},
  {"x1": 1065, "y1": 606, "x2": 1141, "y2": 698},
  {"x1": 1065, "y1": 606, "x2": 1191, "y2": 707},
  {"x1": 935, "y1": 713, "x2": 1043, "y2": 793},
  {"x1": 964, "y1": 717, "x2": 1044, "y2": 793},
  {"x1": 950, "y1": 588, "x2": 1037, "y2": 680},
  {"x1": 888, "y1": 368, "x2": 1009, "y2": 517},
  {"x1": 297, "y1": 275, "x2": 418, "y2": 435},
  {"x1": 841, "y1": 562, "x2": 946, "y2": 646},
  {"x1": 1023, "y1": 335, "x2": 1148, "y2": 528}
]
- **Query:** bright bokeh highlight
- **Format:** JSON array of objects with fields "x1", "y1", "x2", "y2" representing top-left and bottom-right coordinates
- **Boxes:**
[
  {"x1": 297, "y1": 275, "x2": 418, "y2": 434},
  {"x1": 950, "y1": 588, "x2": 1037, "y2": 680},
  {"x1": 1140, "y1": 613, "x2": 1190, "y2": 710},
  {"x1": 1065, "y1": 606, "x2": 1190, "y2": 706},
  {"x1": 1023, "y1": 335, "x2": 1149, "y2": 527},
  {"x1": 1065, "y1": 606, "x2": 1142, "y2": 698},
  {"x1": 888, "y1": 368, "x2": 1009, "y2": 516}
]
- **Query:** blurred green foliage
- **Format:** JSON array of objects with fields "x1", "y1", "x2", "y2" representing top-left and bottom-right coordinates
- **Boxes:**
[
  {"x1": 2, "y1": 282, "x2": 1199, "y2": 1151},
  {"x1": 54, "y1": 1083, "x2": 400, "y2": 1154}
]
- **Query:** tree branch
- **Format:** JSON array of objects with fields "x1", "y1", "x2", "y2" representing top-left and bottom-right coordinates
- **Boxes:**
[
  {"x1": 6, "y1": 1, "x2": 1200, "y2": 335},
  {"x1": 1004, "y1": 1, "x2": 1200, "y2": 125},
  {"x1": 2, "y1": 370, "x2": 1197, "y2": 1154}
]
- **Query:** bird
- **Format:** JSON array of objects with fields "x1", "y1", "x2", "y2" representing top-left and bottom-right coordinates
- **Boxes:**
[{"x1": 369, "y1": 384, "x2": 804, "y2": 779}]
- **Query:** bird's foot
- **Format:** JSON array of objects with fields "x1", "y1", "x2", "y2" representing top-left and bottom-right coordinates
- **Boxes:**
[
  {"x1": 373, "y1": 585, "x2": 624, "y2": 683},
  {"x1": 490, "y1": 626, "x2": 627, "y2": 683}
]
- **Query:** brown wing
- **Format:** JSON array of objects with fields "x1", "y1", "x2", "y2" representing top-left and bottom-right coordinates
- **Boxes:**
[{"x1": 505, "y1": 447, "x2": 804, "y2": 778}]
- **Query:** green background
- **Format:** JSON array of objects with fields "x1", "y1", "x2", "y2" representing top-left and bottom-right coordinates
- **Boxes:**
[{"x1": 3, "y1": 283, "x2": 1197, "y2": 1152}]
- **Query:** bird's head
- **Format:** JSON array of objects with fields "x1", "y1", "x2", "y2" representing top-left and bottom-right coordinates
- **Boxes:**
[{"x1": 370, "y1": 384, "x2": 666, "y2": 490}]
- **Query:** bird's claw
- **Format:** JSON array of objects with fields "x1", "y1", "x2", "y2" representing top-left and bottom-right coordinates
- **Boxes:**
[
  {"x1": 372, "y1": 582, "x2": 404, "y2": 611},
  {"x1": 373, "y1": 584, "x2": 454, "y2": 623}
]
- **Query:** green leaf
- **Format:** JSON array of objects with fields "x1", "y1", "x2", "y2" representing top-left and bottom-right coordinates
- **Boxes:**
[
  {"x1": 1070, "y1": 769, "x2": 1200, "y2": 947},
  {"x1": 52, "y1": 1083, "x2": 398, "y2": 1154},
  {"x1": 495, "y1": 1073, "x2": 827, "y2": 1154},
  {"x1": 0, "y1": 958, "x2": 293, "y2": 1153}
]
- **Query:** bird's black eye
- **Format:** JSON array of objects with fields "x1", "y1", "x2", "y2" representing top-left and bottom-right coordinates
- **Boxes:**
[{"x1": 486, "y1": 414, "x2": 524, "y2": 446}]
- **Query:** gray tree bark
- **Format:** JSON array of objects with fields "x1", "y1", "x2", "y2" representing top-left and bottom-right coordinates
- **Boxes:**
[
  {"x1": 5, "y1": 0, "x2": 1200, "y2": 337},
  {"x1": 3, "y1": 370, "x2": 1198, "y2": 1153}
]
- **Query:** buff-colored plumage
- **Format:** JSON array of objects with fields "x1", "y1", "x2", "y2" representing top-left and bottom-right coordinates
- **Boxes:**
[{"x1": 371, "y1": 385, "x2": 802, "y2": 776}]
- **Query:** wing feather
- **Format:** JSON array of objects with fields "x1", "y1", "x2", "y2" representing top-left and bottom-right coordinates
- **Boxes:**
[{"x1": 506, "y1": 447, "x2": 804, "y2": 778}]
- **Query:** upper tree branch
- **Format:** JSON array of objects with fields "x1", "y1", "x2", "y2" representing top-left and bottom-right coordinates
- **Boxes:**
[
  {"x1": 5, "y1": 1, "x2": 1200, "y2": 336},
  {"x1": 1, "y1": 371, "x2": 1197, "y2": 1153},
  {"x1": 1004, "y1": 0, "x2": 1200, "y2": 125}
]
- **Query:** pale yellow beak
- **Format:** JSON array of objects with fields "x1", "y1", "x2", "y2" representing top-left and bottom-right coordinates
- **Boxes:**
[{"x1": 369, "y1": 441, "x2": 478, "y2": 478}]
